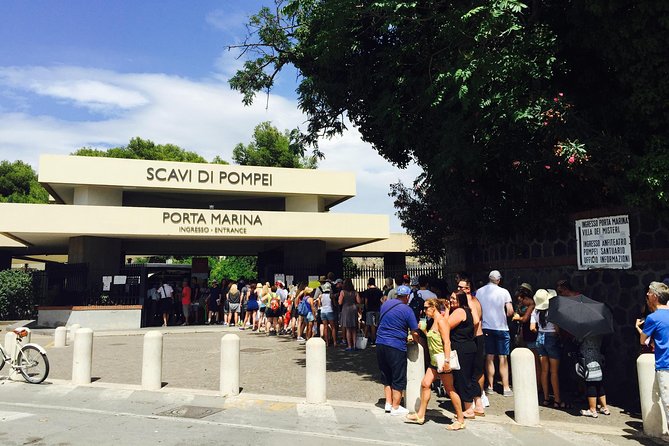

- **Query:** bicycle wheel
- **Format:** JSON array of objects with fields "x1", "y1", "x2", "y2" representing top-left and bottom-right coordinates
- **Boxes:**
[{"x1": 17, "y1": 345, "x2": 49, "y2": 384}]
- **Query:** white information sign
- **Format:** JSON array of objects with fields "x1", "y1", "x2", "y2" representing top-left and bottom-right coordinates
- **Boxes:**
[{"x1": 576, "y1": 214, "x2": 632, "y2": 270}]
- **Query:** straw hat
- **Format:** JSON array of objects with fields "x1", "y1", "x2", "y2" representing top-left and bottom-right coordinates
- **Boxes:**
[{"x1": 533, "y1": 289, "x2": 555, "y2": 310}]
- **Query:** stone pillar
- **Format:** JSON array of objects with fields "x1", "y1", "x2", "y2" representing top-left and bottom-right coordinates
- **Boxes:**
[
  {"x1": 0, "y1": 251, "x2": 11, "y2": 271},
  {"x1": 68, "y1": 236, "x2": 122, "y2": 292},
  {"x1": 326, "y1": 251, "x2": 343, "y2": 279},
  {"x1": 384, "y1": 253, "x2": 406, "y2": 281},
  {"x1": 510, "y1": 348, "x2": 540, "y2": 426},
  {"x1": 283, "y1": 240, "x2": 327, "y2": 280}
]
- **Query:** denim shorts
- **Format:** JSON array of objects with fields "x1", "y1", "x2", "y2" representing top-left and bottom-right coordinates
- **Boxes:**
[
  {"x1": 536, "y1": 332, "x2": 561, "y2": 359},
  {"x1": 306, "y1": 312, "x2": 315, "y2": 322},
  {"x1": 483, "y1": 329, "x2": 510, "y2": 356},
  {"x1": 321, "y1": 311, "x2": 335, "y2": 321}
]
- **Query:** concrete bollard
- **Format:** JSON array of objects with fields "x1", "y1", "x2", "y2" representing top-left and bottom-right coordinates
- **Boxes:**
[
  {"x1": 54, "y1": 326, "x2": 67, "y2": 348},
  {"x1": 142, "y1": 331, "x2": 163, "y2": 391},
  {"x1": 68, "y1": 324, "x2": 81, "y2": 343},
  {"x1": 72, "y1": 328, "x2": 93, "y2": 385},
  {"x1": 220, "y1": 334, "x2": 240, "y2": 396},
  {"x1": 4, "y1": 332, "x2": 16, "y2": 360},
  {"x1": 306, "y1": 337, "x2": 326, "y2": 403},
  {"x1": 406, "y1": 341, "x2": 425, "y2": 412},
  {"x1": 637, "y1": 353, "x2": 668, "y2": 437},
  {"x1": 5, "y1": 332, "x2": 21, "y2": 381},
  {"x1": 511, "y1": 347, "x2": 540, "y2": 426}
]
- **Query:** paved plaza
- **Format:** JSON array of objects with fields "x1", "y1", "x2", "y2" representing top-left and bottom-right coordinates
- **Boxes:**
[{"x1": 0, "y1": 323, "x2": 656, "y2": 445}]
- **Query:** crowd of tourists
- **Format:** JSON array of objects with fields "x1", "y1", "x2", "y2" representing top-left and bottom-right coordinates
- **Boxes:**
[
  {"x1": 374, "y1": 270, "x2": 621, "y2": 430},
  {"x1": 143, "y1": 269, "x2": 669, "y2": 430}
]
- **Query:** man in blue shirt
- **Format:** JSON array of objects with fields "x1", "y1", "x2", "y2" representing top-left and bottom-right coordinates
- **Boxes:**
[
  {"x1": 376, "y1": 285, "x2": 420, "y2": 416},
  {"x1": 638, "y1": 281, "x2": 669, "y2": 425}
]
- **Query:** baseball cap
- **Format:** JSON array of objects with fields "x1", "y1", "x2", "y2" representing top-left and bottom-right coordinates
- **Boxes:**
[
  {"x1": 335, "y1": 278, "x2": 343, "y2": 284},
  {"x1": 396, "y1": 285, "x2": 411, "y2": 296},
  {"x1": 489, "y1": 270, "x2": 502, "y2": 280},
  {"x1": 320, "y1": 282, "x2": 332, "y2": 292},
  {"x1": 275, "y1": 280, "x2": 284, "y2": 287}
]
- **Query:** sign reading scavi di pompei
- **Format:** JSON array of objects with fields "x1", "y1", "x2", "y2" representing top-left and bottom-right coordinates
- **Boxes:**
[{"x1": 146, "y1": 166, "x2": 273, "y2": 187}]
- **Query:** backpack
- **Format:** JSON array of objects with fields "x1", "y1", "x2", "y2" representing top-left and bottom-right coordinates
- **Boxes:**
[
  {"x1": 298, "y1": 296, "x2": 311, "y2": 316},
  {"x1": 269, "y1": 293, "x2": 280, "y2": 311},
  {"x1": 408, "y1": 289, "x2": 424, "y2": 323}
]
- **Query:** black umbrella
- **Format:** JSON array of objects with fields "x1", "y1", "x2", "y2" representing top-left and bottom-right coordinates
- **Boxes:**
[{"x1": 547, "y1": 295, "x2": 614, "y2": 340}]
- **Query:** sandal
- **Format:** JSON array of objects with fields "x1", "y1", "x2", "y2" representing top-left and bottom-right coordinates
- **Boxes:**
[
  {"x1": 473, "y1": 411, "x2": 485, "y2": 417},
  {"x1": 599, "y1": 407, "x2": 611, "y2": 416},
  {"x1": 542, "y1": 399, "x2": 553, "y2": 407},
  {"x1": 580, "y1": 409, "x2": 599, "y2": 418},
  {"x1": 553, "y1": 401, "x2": 572, "y2": 409},
  {"x1": 446, "y1": 420, "x2": 466, "y2": 431},
  {"x1": 404, "y1": 414, "x2": 425, "y2": 425},
  {"x1": 463, "y1": 412, "x2": 476, "y2": 419}
]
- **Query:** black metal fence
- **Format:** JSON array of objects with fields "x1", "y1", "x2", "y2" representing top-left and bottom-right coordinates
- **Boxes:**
[{"x1": 344, "y1": 263, "x2": 449, "y2": 292}]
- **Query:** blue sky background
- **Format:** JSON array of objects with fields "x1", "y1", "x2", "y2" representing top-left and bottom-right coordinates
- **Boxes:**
[{"x1": 0, "y1": 0, "x2": 420, "y2": 231}]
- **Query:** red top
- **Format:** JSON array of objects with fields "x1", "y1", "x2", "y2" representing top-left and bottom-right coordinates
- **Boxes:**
[{"x1": 181, "y1": 286, "x2": 191, "y2": 305}]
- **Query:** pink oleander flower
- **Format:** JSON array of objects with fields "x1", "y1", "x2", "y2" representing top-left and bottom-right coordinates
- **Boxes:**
[
  {"x1": 544, "y1": 165, "x2": 551, "y2": 170},
  {"x1": 568, "y1": 155, "x2": 575, "y2": 164}
]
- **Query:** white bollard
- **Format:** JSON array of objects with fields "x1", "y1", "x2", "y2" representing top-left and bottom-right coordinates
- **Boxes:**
[
  {"x1": 406, "y1": 341, "x2": 425, "y2": 412},
  {"x1": 306, "y1": 337, "x2": 326, "y2": 403},
  {"x1": 5, "y1": 332, "x2": 21, "y2": 381},
  {"x1": 68, "y1": 324, "x2": 81, "y2": 343},
  {"x1": 72, "y1": 328, "x2": 93, "y2": 385},
  {"x1": 54, "y1": 327, "x2": 67, "y2": 348},
  {"x1": 637, "y1": 353, "x2": 668, "y2": 437},
  {"x1": 511, "y1": 347, "x2": 540, "y2": 426},
  {"x1": 142, "y1": 331, "x2": 163, "y2": 391},
  {"x1": 220, "y1": 334, "x2": 240, "y2": 396},
  {"x1": 4, "y1": 332, "x2": 16, "y2": 360}
]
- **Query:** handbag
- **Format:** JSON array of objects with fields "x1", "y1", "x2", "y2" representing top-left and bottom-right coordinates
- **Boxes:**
[
  {"x1": 449, "y1": 350, "x2": 461, "y2": 370},
  {"x1": 355, "y1": 336, "x2": 368, "y2": 350},
  {"x1": 434, "y1": 350, "x2": 460, "y2": 372}
]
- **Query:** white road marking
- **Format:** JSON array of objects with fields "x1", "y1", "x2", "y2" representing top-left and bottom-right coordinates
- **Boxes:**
[{"x1": 0, "y1": 410, "x2": 32, "y2": 421}]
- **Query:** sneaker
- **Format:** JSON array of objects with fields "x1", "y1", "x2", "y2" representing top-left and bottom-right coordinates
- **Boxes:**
[
  {"x1": 296, "y1": 336, "x2": 306, "y2": 341},
  {"x1": 223, "y1": 323, "x2": 229, "y2": 327},
  {"x1": 485, "y1": 387, "x2": 494, "y2": 395},
  {"x1": 384, "y1": 403, "x2": 392, "y2": 413},
  {"x1": 390, "y1": 406, "x2": 410, "y2": 417},
  {"x1": 481, "y1": 393, "x2": 490, "y2": 408},
  {"x1": 503, "y1": 389, "x2": 513, "y2": 397}
]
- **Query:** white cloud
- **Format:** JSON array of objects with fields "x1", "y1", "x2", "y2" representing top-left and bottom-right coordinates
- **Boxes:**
[
  {"x1": 0, "y1": 64, "x2": 417, "y2": 232},
  {"x1": 205, "y1": 10, "x2": 248, "y2": 35}
]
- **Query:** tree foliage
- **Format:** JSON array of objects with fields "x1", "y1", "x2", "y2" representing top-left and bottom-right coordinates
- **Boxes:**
[
  {"x1": 0, "y1": 269, "x2": 34, "y2": 319},
  {"x1": 73, "y1": 137, "x2": 221, "y2": 164},
  {"x1": 209, "y1": 256, "x2": 257, "y2": 281},
  {"x1": 0, "y1": 160, "x2": 49, "y2": 204},
  {"x1": 230, "y1": 0, "x2": 669, "y2": 260},
  {"x1": 233, "y1": 121, "x2": 317, "y2": 168}
]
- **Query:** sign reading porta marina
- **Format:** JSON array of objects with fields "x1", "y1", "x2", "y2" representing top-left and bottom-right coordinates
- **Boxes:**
[{"x1": 163, "y1": 211, "x2": 263, "y2": 235}]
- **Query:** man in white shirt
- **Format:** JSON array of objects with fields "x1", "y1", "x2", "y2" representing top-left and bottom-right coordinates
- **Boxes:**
[
  {"x1": 477, "y1": 270, "x2": 514, "y2": 396},
  {"x1": 157, "y1": 281, "x2": 174, "y2": 327}
]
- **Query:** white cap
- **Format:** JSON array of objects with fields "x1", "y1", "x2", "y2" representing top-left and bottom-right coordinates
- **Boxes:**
[{"x1": 489, "y1": 270, "x2": 502, "y2": 280}]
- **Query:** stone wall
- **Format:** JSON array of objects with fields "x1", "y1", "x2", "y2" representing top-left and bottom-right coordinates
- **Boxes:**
[{"x1": 445, "y1": 208, "x2": 669, "y2": 407}]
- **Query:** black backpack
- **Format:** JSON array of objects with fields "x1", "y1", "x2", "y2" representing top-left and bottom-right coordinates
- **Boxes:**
[{"x1": 408, "y1": 289, "x2": 424, "y2": 323}]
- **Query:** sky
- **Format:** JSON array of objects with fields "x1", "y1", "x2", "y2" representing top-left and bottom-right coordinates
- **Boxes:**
[{"x1": 0, "y1": 0, "x2": 420, "y2": 232}]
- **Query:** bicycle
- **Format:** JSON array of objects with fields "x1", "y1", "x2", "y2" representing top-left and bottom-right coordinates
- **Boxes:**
[{"x1": 0, "y1": 327, "x2": 50, "y2": 384}]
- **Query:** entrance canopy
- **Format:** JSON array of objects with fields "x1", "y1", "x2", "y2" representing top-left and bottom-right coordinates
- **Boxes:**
[{"x1": 0, "y1": 155, "x2": 390, "y2": 256}]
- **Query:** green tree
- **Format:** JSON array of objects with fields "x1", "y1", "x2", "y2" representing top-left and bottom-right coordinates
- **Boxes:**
[
  {"x1": 230, "y1": 0, "x2": 669, "y2": 260},
  {"x1": 0, "y1": 160, "x2": 49, "y2": 204},
  {"x1": 233, "y1": 121, "x2": 317, "y2": 168},
  {"x1": 73, "y1": 137, "x2": 226, "y2": 164},
  {"x1": 209, "y1": 256, "x2": 257, "y2": 281},
  {"x1": 0, "y1": 269, "x2": 34, "y2": 319}
]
